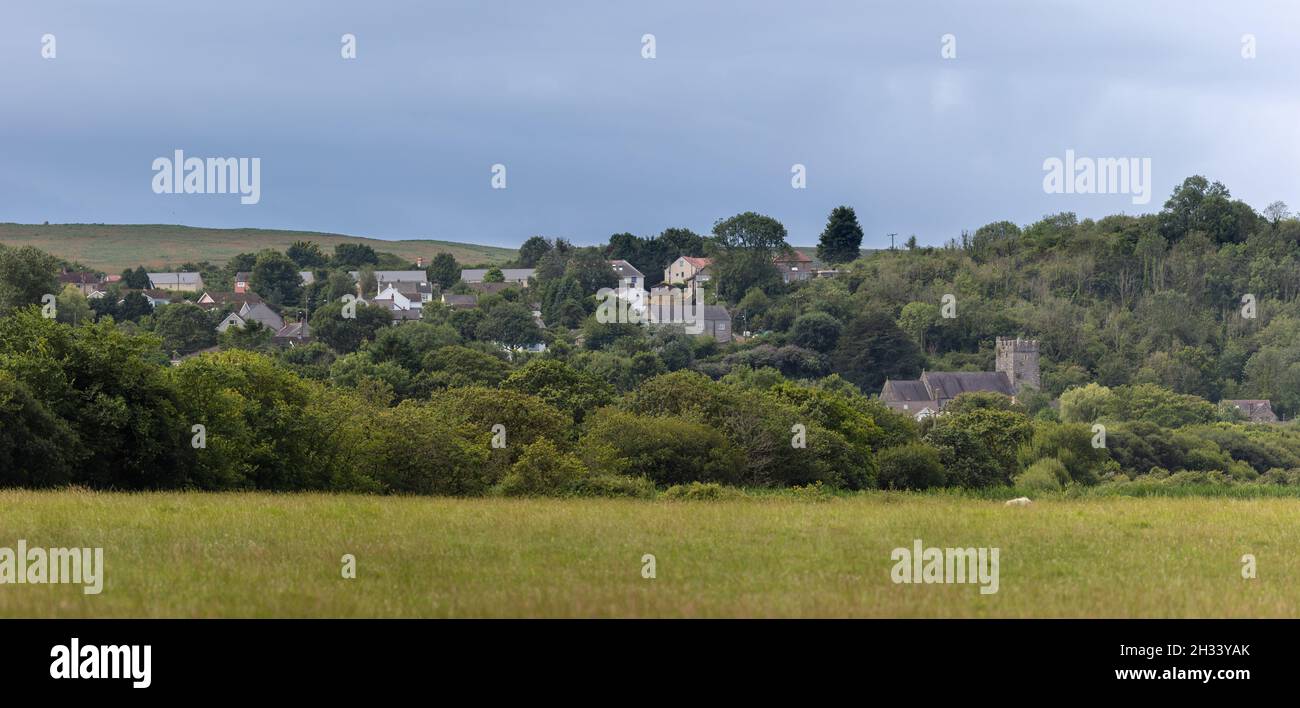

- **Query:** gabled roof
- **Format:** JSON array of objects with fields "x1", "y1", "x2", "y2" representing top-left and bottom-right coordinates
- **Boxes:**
[
  {"x1": 920, "y1": 371, "x2": 1015, "y2": 399},
  {"x1": 466, "y1": 282, "x2": 513, "y2": 294},
  {"x1": 459, "y1": 268, "x2": 536, "y2": 283},
  {"x1": 441, "y1": 293, "x2": 478, "y2": 308},
  {"x1": 197, "y1": 291, "x2": 263, "y2": 308},
  {"x1": 58, "y1": 271, "x2": 100, "y2": 284},
  {"x1": 882, "y1": 379, "x2": 933, "y2": 402},
  {"x1": 274, "y1": 321, "x2": 312, "y2": 339},
  {"x1": 148, "y1": 272, "x2": 204, "y2": 287},
  {"x1": 350, "y1": 270, "x2": 429, "y2": 282},
  {"x1": 609, "y1": 259, "x2": 644, "y2": 278},
  {"x1": 680, "y1": 256, "x2": 713, "y2": 269},
  {"x1": 238, "y1": 302, "x2": 284, "y2": 330},
  {"x1": 700, "y1": 305, "x2": 731, "y2": 322}
]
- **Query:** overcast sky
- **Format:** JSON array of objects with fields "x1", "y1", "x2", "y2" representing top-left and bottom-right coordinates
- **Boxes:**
[{"x1": 3, "y1": 0, "x2": 1299, "y2": 248}]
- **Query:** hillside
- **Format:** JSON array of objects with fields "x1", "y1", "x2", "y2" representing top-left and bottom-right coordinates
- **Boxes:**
[{"x1": 0, "y1": 223, "x2": 517, "y2": 272}]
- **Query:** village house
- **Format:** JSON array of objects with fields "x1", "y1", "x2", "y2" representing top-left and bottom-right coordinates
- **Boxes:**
[
  {"x1": 58, "y1": 270, "x2": 104, "y2": 296},
  {"x1": 459, "y1": 268, "x2": 536, "y2": 286},
  {"x1": 273, "y1": 321, "x2": 314, "y2": 346},
  {"x1": 196, "y1": 290, "x2": 264, "y2": 312},
  {"x1": 441, "y1": 293, "x2": 478, "y2": 310},
  {"x1": 608, "y1": 260, "x2": 645, "y2": 290},
  {"x1": 147, "y1": 272, "x2": 204, "y2": 292},
  {"x1": 1221, "y1": 399, "x2": 1279, "y2": 423},
  {"x1": 773, "y1": 250, "x2": 814, "y2": 283},
  {"x1": 664, "y1": 256, "x2": 712, "y2": 289}
]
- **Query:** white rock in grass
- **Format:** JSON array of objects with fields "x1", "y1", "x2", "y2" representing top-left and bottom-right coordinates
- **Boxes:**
[{"x1": 1004, "y1": 497, "x2": 1033, "y2": 507}]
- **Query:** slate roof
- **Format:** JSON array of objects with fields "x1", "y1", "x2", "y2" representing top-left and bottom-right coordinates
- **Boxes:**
[
  {"x1": 459, "y1": 268, "x2": 536, "y2": 283},
  {"x1": 920, "y1": 371, "x2": 1015, "y2": 399},
  {"x1": 609, "y1": 259, "x2": 644, "y2": 278},
  {"x1": 147, "y1": 272, "x2": 204, "y2": 288},
  {"x1": 880, "y1": 371, "x2": 1015, "y2": 408}
]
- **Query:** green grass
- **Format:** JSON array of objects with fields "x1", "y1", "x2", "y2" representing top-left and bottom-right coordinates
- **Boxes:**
[
  {"x1": 0, "y1": 223, "x2": 516, "y2": 272},
  {"x1": 1, "y1": 490, "x2": 1296, "y2": 618}
]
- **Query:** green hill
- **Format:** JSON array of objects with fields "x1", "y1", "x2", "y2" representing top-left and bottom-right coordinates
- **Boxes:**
[{"x1": 0, "y1": 223, "x2": 517, "y2": 272}]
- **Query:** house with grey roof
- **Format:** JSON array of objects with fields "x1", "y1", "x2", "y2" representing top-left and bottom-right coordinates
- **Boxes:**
[
  {"x1": 460, "y1": 268, "x2": 535, "y2": 285},
  {"x1": 1221, "y1": 399, "x2": 1279, "y2": 423},
  {"x1": 608, "y1": 260, "x2": 645, "y2": 290},
  {"x1": 349, "y1": 270, "x2": 429, "y2": 283},
  {"x1": 147, "y1": 272, "x2": 205, "y2": 292},
  {"x1": 238, "y1": 301, "x2": 284, "y2": 331}
]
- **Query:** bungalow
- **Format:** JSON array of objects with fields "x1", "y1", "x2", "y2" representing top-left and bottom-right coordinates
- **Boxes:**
[
  {"x1": 441, "y1": 293, "x2": 478, "y2": 310},
  {"x1": 459, "y1": 268, "x2": 536, "y2": 285},
  {"x1": 216, "y1": 311, "x2": 246, "y2": 333},
  {"x1": 147, "y1": 272, "x2": 204, "y2": 292},
  {"x1": 238, "y1": 301, "x2": 284, "y2": 331},
  {"x1": 138, "y1": 290, "x2": 178, "y2": 308},
  {"x1": 349, "y1": 269, "x2": 429, "y2": 284},
  {"x1": 196, "y1": 291, "x2": 264, "y2": 311},
  {"x1": 273, "y1": 321, "x2": 314, "y2": 347}
]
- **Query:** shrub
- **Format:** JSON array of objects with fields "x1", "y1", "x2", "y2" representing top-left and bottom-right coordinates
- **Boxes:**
[
  {"x1": 498, "y1": 439, "x2": 587, "y2": 496},
  {"x1": 875, "y1": 443, "x2": 946, "y2": 490},
  {"x1": 577, "y1": 409, "x2": 745, "y2": 486},
  {"x1": 1016, "y1": 458, "x2": 1066, "y2": 492},
  {"x1": 661, "y1": 482, "x2": 742, "y2": 501},
  {"x1": 361, "y1": 401, "x2": 491, "y2": 495},
  {"x1": 570, "y1": 474, "x2": 656, "y2": 499}
]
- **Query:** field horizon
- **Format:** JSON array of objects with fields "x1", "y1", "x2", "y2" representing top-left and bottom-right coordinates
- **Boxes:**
[
  {"x1": 0, "y1": 223, "x2": 518, "y2": 272},
  {"x1": 1, "y1": 490, "x2": 1293, "y2": 619}
]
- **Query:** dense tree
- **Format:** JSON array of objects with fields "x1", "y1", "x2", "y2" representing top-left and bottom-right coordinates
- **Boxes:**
[
  {"x1": 476, "y1": 302, "x2": 542, "y2": 349},
  {"x1": 153, "y1": 303, "x2": 217, "y2": 355},
  {"x1": 332, "y1": 243, "x2": 379, "y2": 267},
  {"x1": 830, "y1": 310, "x2": 924, "y2": 391},
  {"x1": 517, "y1": 236, "x2": 552, "y2": 267},
  {"x1": 250, "y1": 249, "x2": 302, "y2": 305},
  {"x1": 427, "y1": 252, "x2": 460, "y2": 289},
  {"x1": 0, "y1": 245, "x2": 60, "y2": 315},
  {"x1": 815, "y1": 205, "x2": 865, "y2": 264},
  {"x1": 309, "y1": 300, "x2": 392, "y2": 354},
  {"x1": 286, "y1": 240, "x2": 328, "y2": 268}
]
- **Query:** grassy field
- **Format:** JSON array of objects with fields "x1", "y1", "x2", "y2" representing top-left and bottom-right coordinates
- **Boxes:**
[
  {"x1": 0, "y1": 223, "x2": 516, "y2": 271},
  {"x1": 0, "y1": 490, "x2": 1296, "y2": 618}
]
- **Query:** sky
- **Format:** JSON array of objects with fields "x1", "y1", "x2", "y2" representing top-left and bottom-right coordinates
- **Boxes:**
[{"x1": 3, "y1": 0, "x2": 1299, "y2": 249}]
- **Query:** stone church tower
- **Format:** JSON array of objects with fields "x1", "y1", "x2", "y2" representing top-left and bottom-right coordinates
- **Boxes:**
[{"x1": 995, "y1": 337, "x2": 1040, "y2": 393}]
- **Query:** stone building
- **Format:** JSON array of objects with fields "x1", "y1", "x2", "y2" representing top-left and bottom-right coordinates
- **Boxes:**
[{"x1": 880, "y1": 337, "x2": 1041, "y2": 417}]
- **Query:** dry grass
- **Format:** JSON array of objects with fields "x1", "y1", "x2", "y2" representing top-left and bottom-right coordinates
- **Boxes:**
[{"x1": 0, "y1": 490, "x2": 1296, "y2": 618}]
